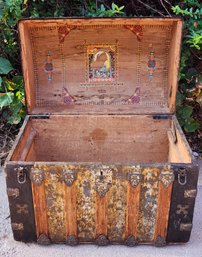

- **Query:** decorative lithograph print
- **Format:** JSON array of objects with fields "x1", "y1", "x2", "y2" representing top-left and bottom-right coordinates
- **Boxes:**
[
  {"x1": 86, "y1": 45, "x2": 117, "y2": 83},
  {"x1": 147, "y1": 44, "x2": 157, "y2": 81},
  {"x1": 44, "y1": 50, "x2": 53, "y2": 81}
]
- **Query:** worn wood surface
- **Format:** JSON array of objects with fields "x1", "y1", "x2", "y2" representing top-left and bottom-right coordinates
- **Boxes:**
[
  {"x1": 64, "y1": 182, "x2": 77, "y2": 236},
  {"x1": 32, "y1": 180, "x2": 48, "y2": 238},
  {"x1": 126, "y1": 183, "x2": 140, "y2": 238},
  {"x1": 5, "y1": 17, "x2": 198, "y2": 246},
  {"x1": 12, "y1": 115, "x2": 170, "y2": 163},
  {"x1": 19, "y1": 18, "x2": 182, "y2": 115},
  {"x1": 154, "y1": 182, "x2": 173, "y2": 240},
  {"x1": 29, "y1": 164, "x2": 177, "y2": 244}
]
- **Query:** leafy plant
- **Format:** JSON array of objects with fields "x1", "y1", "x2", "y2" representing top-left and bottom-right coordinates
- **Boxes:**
[
  {"x1": 0, "y1": 57, "x2": 25, "y2": 124},
  {"x1": 86, "y1": 2, "x2": 125, "y2": 17},
  {"x1": 172, "y1": 1, "x2": 202, "y2": 133}
]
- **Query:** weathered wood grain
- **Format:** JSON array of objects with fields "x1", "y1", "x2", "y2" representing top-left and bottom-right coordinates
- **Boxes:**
[
  {"x1": 32, "y1": 182, "x2": 48, "y2": 238},
  {"x1": 64, "y1": 183, "x2": 77, "y2": 236},
  {"x1": 126, "y1": 183, "x2": 140, "y2": 238},
  {"x1": 18, "y1": 18, "x2": 182, "y2": 115}
]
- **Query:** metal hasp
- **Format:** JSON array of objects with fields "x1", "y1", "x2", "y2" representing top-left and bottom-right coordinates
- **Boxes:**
[
  {"x1": 177, "y1": 168, "x2": 187, "y2": 186},
  {"x1": 15, "y1": 167, "x2": 26, "y2": 184},
  {"x1": 94, "y1": 168, "x2": 112, "y2": 197}
]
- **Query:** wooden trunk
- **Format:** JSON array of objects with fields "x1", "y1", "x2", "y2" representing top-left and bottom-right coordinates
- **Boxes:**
[{"x1": 5, "y1": 18, "x2": 199, "y2": 246}]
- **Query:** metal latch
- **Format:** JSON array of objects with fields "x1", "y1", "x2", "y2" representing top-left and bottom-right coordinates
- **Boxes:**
[
  {"x1": 177, "y1": 168, "x2": 187, "y2": 186},
  {"x1": 15, "y1": 167, "x2": 26, "y2": 184}
]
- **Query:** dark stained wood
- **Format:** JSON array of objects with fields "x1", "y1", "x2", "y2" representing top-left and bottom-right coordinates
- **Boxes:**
[
  {"x1": 166, "y1": 164, "x2": 199, "y2": 243},
  {"x1": 5, "y1": 164, "x2": 37, "y2": 242}
]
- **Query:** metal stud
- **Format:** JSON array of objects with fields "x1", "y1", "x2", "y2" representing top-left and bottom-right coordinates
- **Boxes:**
[
  {"x1": 159, "y1": 170, "x2": 174, "y2": 188},
  {"x1": 66, "y1": 235, "x2": 79, "y2": 246},
  {"x1": 61, "y1": 169, "x2": 77, "y2": 187},
  {"x1": 125, "y1": 235, "x2": 138, "y2": 247},
  {"x1": 30, "y1": 168, "x2": 45, "y2": 186},
  {"x1": 154, "y1": 235, "x2": 166, "y2": 247},
  {"x1": 37, "y1": 234, "x2": 51, "y2": 245},
  {"x1": 96, "y1": 235, "x2": 109, "y2": 246}
]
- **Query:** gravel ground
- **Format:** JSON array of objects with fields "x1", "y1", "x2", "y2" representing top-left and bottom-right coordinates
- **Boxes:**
[{"x1": 0, "y1": 164, "x2": 201, "y2": 257}]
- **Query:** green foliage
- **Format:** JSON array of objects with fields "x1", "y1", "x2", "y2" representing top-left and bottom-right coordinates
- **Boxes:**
[
  {"x1": 172, "y1": 0, "x2": 202, "y2": 132},
  {"x1": 86, "y1": 2, "x2": 125, "y2": 17},
  {"x1": 0, "y1": 0, "x2": 201, "y2": 135},
  {"x1": 0, "y1": 0, "x2": 26, "y2": 124},
  {"x1": 0, "y1": 57, "x2": 13, "y2": 74},
  {"x1": 0, "y1": 56, "x2": 25, "y2": 124}
]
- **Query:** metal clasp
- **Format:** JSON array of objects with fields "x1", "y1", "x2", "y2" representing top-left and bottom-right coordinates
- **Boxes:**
[
  {"x1": 178, "y1": 168, "x2": 187, "y2": 186},
  {"x1": 16, "y1": 167, "x2": 26, "y2": 184}
]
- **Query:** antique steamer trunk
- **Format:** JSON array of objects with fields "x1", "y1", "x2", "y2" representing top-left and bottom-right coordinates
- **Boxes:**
[{"x1": 5, "y1": 18, "x2": 199, "y2": 246}]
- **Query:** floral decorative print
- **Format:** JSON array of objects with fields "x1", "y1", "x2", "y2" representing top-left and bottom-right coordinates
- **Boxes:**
[
  {"x1": 86, "y1": 45, "x2": 117, "y2": 83},
  {"x1": 147, "y1": 44, "x2": 157, "y2": 81},
  {"x1": 159, "y1": 166, "x2": 174, "y2": 188},
  {"x1": 44, "y1": 50, "x2": 53, "y2": 81},
  {"x1": 62, "y1": 87, "x2": 76, "y2": 104},
  {"x1": 124, "y1": 25, "x2": 143, "y2": 41},
  {"x1": 128, "y1": 87, "x2": 141, "y2": 104},
  {"x1": 58, "y1": 26, "x2": 76, "y2": 44},
  {"x1": 137, "y1": 167, "x2": 159, "y2": 241}
]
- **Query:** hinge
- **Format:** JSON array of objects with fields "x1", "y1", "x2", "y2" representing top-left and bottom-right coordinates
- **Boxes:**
[
  {"x1": 30, "y1": 114, "x2": 50, "y2": 119},
  {"x1": 153, "y1": 114, "x2": 172, "y2": 120}
]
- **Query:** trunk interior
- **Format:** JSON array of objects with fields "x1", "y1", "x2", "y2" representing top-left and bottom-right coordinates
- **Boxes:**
[{"x1": 10, "y1": 115, "x2": 192, "y2": 164}]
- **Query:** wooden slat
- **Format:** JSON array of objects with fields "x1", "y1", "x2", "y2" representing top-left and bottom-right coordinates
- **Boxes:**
[
  {"x1": 64, "y1": 184, "x2": 77, "y2": 236},
  {"x1": 11, "y1": 119, "x2": 32, "y2": 161},
  {"x1": 96, "y1": 194, "x2": 108, "y2": 236},
  {"x1": 19, "y1": 129, "x2": 36, "y2": 161},
  {"x1": 168, "y1": 21, "x2": 183, "y2": 113},
  {"x1": 154, "y1": 183, "x2": 173, "y2": 240},
  {"x1": 32, "y1": 183, "x2": 48, "y2": 237},
  {"x1": 126, "y1": 184, "x2": 140, "y2": 238}
]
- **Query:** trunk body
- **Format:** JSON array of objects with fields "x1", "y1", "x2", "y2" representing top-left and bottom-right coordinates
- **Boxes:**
[{"x1": 4, "y1": 18, "x2": 199, "y2": 246}]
